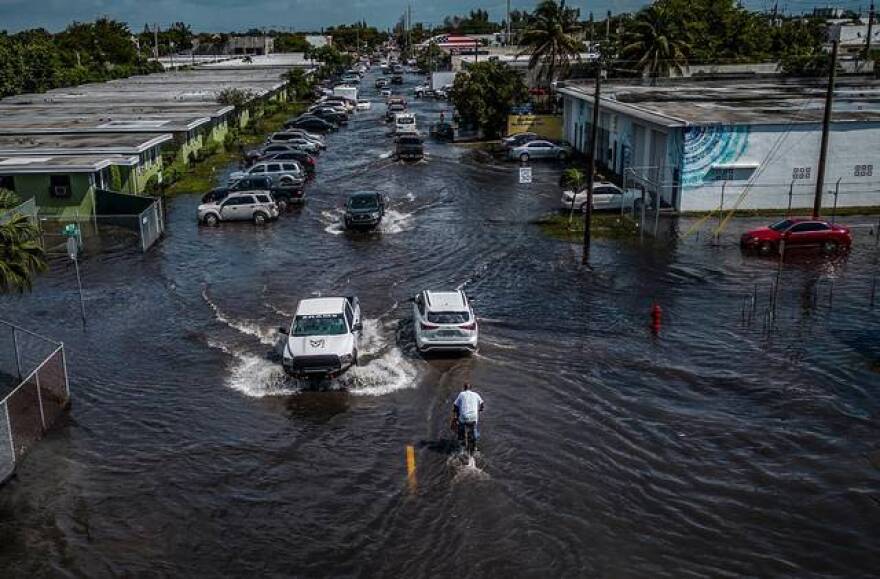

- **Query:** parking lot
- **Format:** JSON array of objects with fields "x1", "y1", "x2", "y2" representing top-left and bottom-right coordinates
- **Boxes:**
[{"x1": 1, "y1": 68, "x2": 879, "y2": 577}]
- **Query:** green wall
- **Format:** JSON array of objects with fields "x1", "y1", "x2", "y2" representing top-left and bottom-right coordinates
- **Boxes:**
[{"x1": 11, "y1": 173, "x2": 95, "y2": 218}]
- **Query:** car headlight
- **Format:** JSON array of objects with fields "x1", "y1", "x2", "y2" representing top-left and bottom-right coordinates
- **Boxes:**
[
  {"x1": 339, "y1": 353, "x2": 353, "y2": 364},
  {"x1": 371, "y1": 211, "x2": 380, "y2": 219}
]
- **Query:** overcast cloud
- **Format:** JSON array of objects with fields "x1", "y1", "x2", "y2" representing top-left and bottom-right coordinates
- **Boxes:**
[{"x1": 0, "y1": 0, "x2": 856, "y2": 33}]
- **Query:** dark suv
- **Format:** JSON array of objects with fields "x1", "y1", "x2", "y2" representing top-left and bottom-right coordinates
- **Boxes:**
[
  {"x1": 203, "y1": 176, "x2": 305, "y2": 209},
  {"x1": 395, "y1": 135, "x2": 424, "y2": 161},
  {"x1": 344, "y1": 191, "x2": 385, "y2": 231}
]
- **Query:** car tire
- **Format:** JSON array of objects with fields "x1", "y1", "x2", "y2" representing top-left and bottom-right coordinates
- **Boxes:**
[
  {"x1": 277, "y1": 199, "x2": 289, "y2": 212},
  {"x1": 519, "y1": 153, "x2": 529, "y2": 163},
  {"x1": 758, "y1": 241, "x2": 775, "y2": 256},
  {"x1": 204, "y1": 214, "x2": 219, "y2": 227},
  {"x1": 822, "y1": 240, "x2": 839, "y2": 254},
  {"x1": 253, "y1": 212, "x2": 268, "y2": 226}
]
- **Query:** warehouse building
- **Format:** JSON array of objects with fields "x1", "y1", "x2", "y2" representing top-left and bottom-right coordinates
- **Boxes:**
[{"x1": 559, "y1": 78, "x2": 880, "y2": 211}]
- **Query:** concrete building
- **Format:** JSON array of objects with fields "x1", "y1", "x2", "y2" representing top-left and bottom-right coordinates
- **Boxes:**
[
  {"x1": 559, "y1": 78, "x2": 880, "y2": 212},
  {"x1": 0, "y1": 133, "x2": 171, "y2": 194},
  {"x1": 0, "y1": 155, "x2": 137, "y2": 218}
]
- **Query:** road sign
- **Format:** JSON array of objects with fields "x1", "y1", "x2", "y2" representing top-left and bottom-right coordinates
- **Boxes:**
[
  {"x1": 62, "y1": 223, "x2": 79, "y2": 237},
  {"x1": 66, "y1": 236, "x2": 78, "y2": 260},
  {"x1": 519, "y1": 166, "x2": 532, "y2": 184}
]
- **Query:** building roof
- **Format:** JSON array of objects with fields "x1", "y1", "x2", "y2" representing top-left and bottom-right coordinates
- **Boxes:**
[
  {"x1": 0, "y1": 115, "x2": 210, "y2": 135},
  {"x1": 558, "y1": 78, "x2": 880, "y2": 126},
  {"x1": 0, "y1": 155, "x2": 137, "y2": 174},
  {"x1": 0, "y1": 102, "x2": 235, "y2": 120},
  {"x1": 0, "y1": 133, "x2": 172, "y2": 156}
]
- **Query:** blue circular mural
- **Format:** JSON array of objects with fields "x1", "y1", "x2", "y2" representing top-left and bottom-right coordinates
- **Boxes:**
[{"x1": 682, "y1": 125, "x2": 750, "y2": 187}]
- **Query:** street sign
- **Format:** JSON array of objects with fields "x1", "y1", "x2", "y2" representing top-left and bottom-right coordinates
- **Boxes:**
[
  {"x1": 66, "y1": 236, "x2": 78, "y2": 260},
  {"x1": 519, "y1": 166, "x2": 532, "y2": 184},
  {"x1": 62, "y1": 223, "x2": 79, "y2": 237}
]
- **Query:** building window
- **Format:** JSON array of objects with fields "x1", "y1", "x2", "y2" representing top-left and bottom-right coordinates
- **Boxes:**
[
  {"x1": 792, "y1": 167, "x2": 812, "y2": 180},
  {"x1": 854, "y1": 164, "x2": 873, "y2": 177},
  {"x1": 50, "y1": 175, "x2": 72, "y2": 198},
  {"x1": 0, "y1": 175, "x2": 14, "y2": 191}
]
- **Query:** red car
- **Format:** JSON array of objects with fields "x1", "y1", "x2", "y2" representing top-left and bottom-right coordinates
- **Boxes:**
[{"x1": 740, "y1": 218, "x2": 852, "y2": 255}]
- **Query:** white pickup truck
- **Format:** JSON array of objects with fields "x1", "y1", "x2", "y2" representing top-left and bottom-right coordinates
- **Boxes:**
[{"x1": 279, "y1": 297, "x2": 362, "y2": 378}]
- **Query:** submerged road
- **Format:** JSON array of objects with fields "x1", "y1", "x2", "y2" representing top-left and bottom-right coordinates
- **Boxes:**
[{"x1": 1, "y1": 69, "x2": 879, "y2": 577}]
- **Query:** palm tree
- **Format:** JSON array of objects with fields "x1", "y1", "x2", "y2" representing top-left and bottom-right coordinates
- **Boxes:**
[
  {"x1": 621, "y1": 4, "x2": 690, "y2": 81},
  {"x1": 518, "y1": 0, "x2": 584, "y2": 85},
  {"x1": 0, "y1": 189, "x2": 47, "y2": 293},
  {"x1": 561, "y1": 168, "x2": 585, "y2": 224}
]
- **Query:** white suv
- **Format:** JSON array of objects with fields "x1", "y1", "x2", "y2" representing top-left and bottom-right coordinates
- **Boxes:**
[
  {"x1": 561, "y1": 182, "x2": 643, "y2": 212},
  {"x1": 197, "y1": 192, "x2": 279, "y2": 226},
  {"x1": 412, "y1": 290, "x2": 478, "y2": 354},
  {"x1": 228, "y1": 161, "x2": 305, "y2": 188},
  {"x1": 279, "y1": 297, "x2": 362, "y2": 378},
  {"x1": 394, "y1": 113, "x2": 418, "y2": 135}
]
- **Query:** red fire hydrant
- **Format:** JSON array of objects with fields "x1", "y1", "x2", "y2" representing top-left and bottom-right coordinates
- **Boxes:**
[{"x1": 651, "y1": 303, "x2": 663, "y2": 334}]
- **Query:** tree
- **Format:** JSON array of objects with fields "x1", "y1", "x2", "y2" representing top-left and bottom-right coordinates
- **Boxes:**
[
  {"x1": 284, "y1": 68, "x2": 313, "y2": 100},
  {"x1": 416, "y1": 42, "x2": 451, "y2": 72},
  {"x1": 451, "y1": 60, "x2": 528, "y2": 138},
  {"x1": 0, "y1": 190, "x2": 47, "y2": 293},
  {"x1": 621, "y1": 3, "x2": 690, "y2": 79},
  {"x1": 518, "y1": 0, "x2": 583, "y2": 85},
  {"x1": 561, "y1": 168, "x2": 585, "y2": 223}
]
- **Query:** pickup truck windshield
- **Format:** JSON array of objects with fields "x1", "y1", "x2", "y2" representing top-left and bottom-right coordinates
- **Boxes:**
[
  {"x1": 292, "y1": 314, "x2": 347, "y2": 336},
  {"x1": 350, "y1": 196, "x2": 378, "y2": 210}
]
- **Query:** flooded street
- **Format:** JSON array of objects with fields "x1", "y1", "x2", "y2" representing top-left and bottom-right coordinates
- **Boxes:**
[{"x1": 2, "y1": 71, "x2": 880, "y2": 577}]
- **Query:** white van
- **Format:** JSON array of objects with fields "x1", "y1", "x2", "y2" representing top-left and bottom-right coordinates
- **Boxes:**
[{"x1": 394, "y1": 112, "x2": 418, "y2": 135}]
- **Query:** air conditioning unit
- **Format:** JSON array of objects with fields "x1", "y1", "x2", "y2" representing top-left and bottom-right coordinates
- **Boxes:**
[{"x1": 52, "y1": 186, "x2": 71, "y2": 197}]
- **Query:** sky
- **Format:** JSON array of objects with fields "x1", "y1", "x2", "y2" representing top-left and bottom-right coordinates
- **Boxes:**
[{"x1": 0, "y1": 0, "x2": 868, "y2": 33}]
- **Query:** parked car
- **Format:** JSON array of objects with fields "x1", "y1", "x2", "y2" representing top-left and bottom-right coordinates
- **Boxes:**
[
  {"x1": 375, "y1": 77, "x2": 390, "y2": 88},
  {"x1": 309, "y1": 102, "x2": 348, "y2": 116},
  {"x1": 412, "y1": 290, "x2": 478, "y2": 353},
  {"x1": 228, "y1": 161, "x2": 305, "y2": 188},
  {"x1": 356, "y1": 99, "x2": 371, "y2": 111},
  {"x1": 344, "y1": 191, "x2": 385, "y2": 230},
  {"x1": 508, "y1": 140, "x2": 572, "y2": 162},
  {"x1": 395, "y1": 135, "x2": 424, "y2": 161},
  {"x1": 740, "y1": 218, "x2": 852, "y2": 255},
  {"x1": 261, "y1": 151, "x2": 316, "y2": 175},
  {"x1": 286, "y1": 117, "x2": 336, "y2": 133},
  {"x1": 309, "y1": 107, "x2": 349, "y2": 125},
  {"x1": 296, "y1": 114, "x2": 339, "y2": 130},
  {"x1": 502, "y1": 132, "x2": 540, "y2": 149},
  {"x1": 274, "y1": 128, "x2": 325, "y2": 147},
  {"x1": 197, "y1": 192, "x2": 279, "y2": 226},
  {"x1": 278, "y1": 296, "x2": 362, "y2": 378},
  {"x1": 387, "y1": 96, "x2": 407, "y2": 107},
  {"x1": 268, "y1": 131, "x2": 326, "y2": 149},
  {"x1": 203, "y1": 176, "x2": 305, "y2": 209},
  {"x1": 394, "y1": 112, "x2": 418, "y2": 135},
  {"x1": 268, "y1": 136, "x2": 322, "y2": 154},
  {"x1": 385, "y1": 103, "x2": 406, "y2": 122},
  {"x1": 430, "y1": 122, "x2": 454, "y2": 141},
  {"x1": 560, "y1": 183, "x2": 644, "y2": 212}
]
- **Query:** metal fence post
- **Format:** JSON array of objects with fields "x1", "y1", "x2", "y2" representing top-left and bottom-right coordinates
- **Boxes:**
[
  {"x1": 831, "y1": 179, "x2": 841, "y2": 224},
  {"x1": 3, "y1": 403, "x2": 14, "y2": 465},
  {"x1": 639, "y1": 187, "x2": 647, "y2": 242},
  {"x1": 11, "y1": 326, "x2": 22, "y2": 381},
  {"x1": 61, "y1": 345, "x2": 70, "y2": 399},
  {"x1": 35, "y1": 371, "x2": 46, "y2": 431},
  {"x1": 653, "y1": 185, "x2": 661, "y2": 237},
  {"x1": 787, "y1": 180, "x2": 794, "y2": 217}
]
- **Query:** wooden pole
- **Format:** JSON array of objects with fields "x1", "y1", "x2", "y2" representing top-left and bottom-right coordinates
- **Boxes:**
[
  {"x1": 582, "y1": 64, "x2": 602, "y2": 263},
  {"x1": 813, "y1": 39, "x2": 838, "y2": 220}
]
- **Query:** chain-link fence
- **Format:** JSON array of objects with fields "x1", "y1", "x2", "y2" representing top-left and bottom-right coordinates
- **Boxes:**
[{"x1": 0, "y1": 321, "x2": 70, "y2": 485}]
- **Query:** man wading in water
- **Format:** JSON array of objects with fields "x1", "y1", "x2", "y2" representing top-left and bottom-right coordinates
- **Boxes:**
[{"x1": 451, "y1": 383, "x2": 484, "y2": 453}]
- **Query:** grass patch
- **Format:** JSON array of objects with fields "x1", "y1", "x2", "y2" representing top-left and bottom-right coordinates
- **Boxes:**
[
  {"x1": 165, "y1": 102, "x2": 307, "y2": 196},
  {"x1": 535, "y1": 211, "x2": 641, "y2": 243}
]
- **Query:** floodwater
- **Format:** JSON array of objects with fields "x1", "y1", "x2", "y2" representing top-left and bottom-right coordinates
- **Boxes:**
[{"x1": 1, "y1": 70, "x2": 879, "y2": 578}]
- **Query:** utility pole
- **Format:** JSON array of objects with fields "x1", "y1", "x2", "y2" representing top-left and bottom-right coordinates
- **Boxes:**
[
  {"x1": 507, "y1": 0, "x2": 511, "y2": 45},
  {"x1": 866, "y1": 2, "x2": 875, "y2": 57},
  {"x1": 583, "y1": 63, "x2": 602, "y2": 263},
  {"x1": 813, "y1": 39, "x2": 838, "y2": 220}
]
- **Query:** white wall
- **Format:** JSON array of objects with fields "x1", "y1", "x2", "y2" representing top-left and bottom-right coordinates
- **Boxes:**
[{"x1": 681, "y1": 122, "x2": 880, "y2": 211}]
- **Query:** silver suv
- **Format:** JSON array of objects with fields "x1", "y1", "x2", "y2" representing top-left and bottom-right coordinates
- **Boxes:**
[
  {"x1": 228, "y1": 161, "x2": 305, "y2": 188},
  {"x1": 197, "y1": 192, "x2": 279, "y2": 226}
]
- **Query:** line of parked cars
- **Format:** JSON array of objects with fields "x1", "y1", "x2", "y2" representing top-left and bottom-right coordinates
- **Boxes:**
[
  {"x1": 503, "y1": 132, "x2": 573, "y2": 162},
  {"x1": 197, "y1": 87, "x2": 365, "y2": 226},
  {"x1": 277, "y1": 289, "x2": 478, "y2": 379}
]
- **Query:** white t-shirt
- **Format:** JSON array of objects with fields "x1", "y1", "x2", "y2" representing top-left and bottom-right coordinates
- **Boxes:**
[{"x1": 454, "y1": 390, "x2": 484, "y2": 423}]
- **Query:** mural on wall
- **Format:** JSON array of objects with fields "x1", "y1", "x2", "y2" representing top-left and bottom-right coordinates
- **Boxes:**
[{"x1": 682, "y1": 124, "x2": 750, "y2": 187}]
